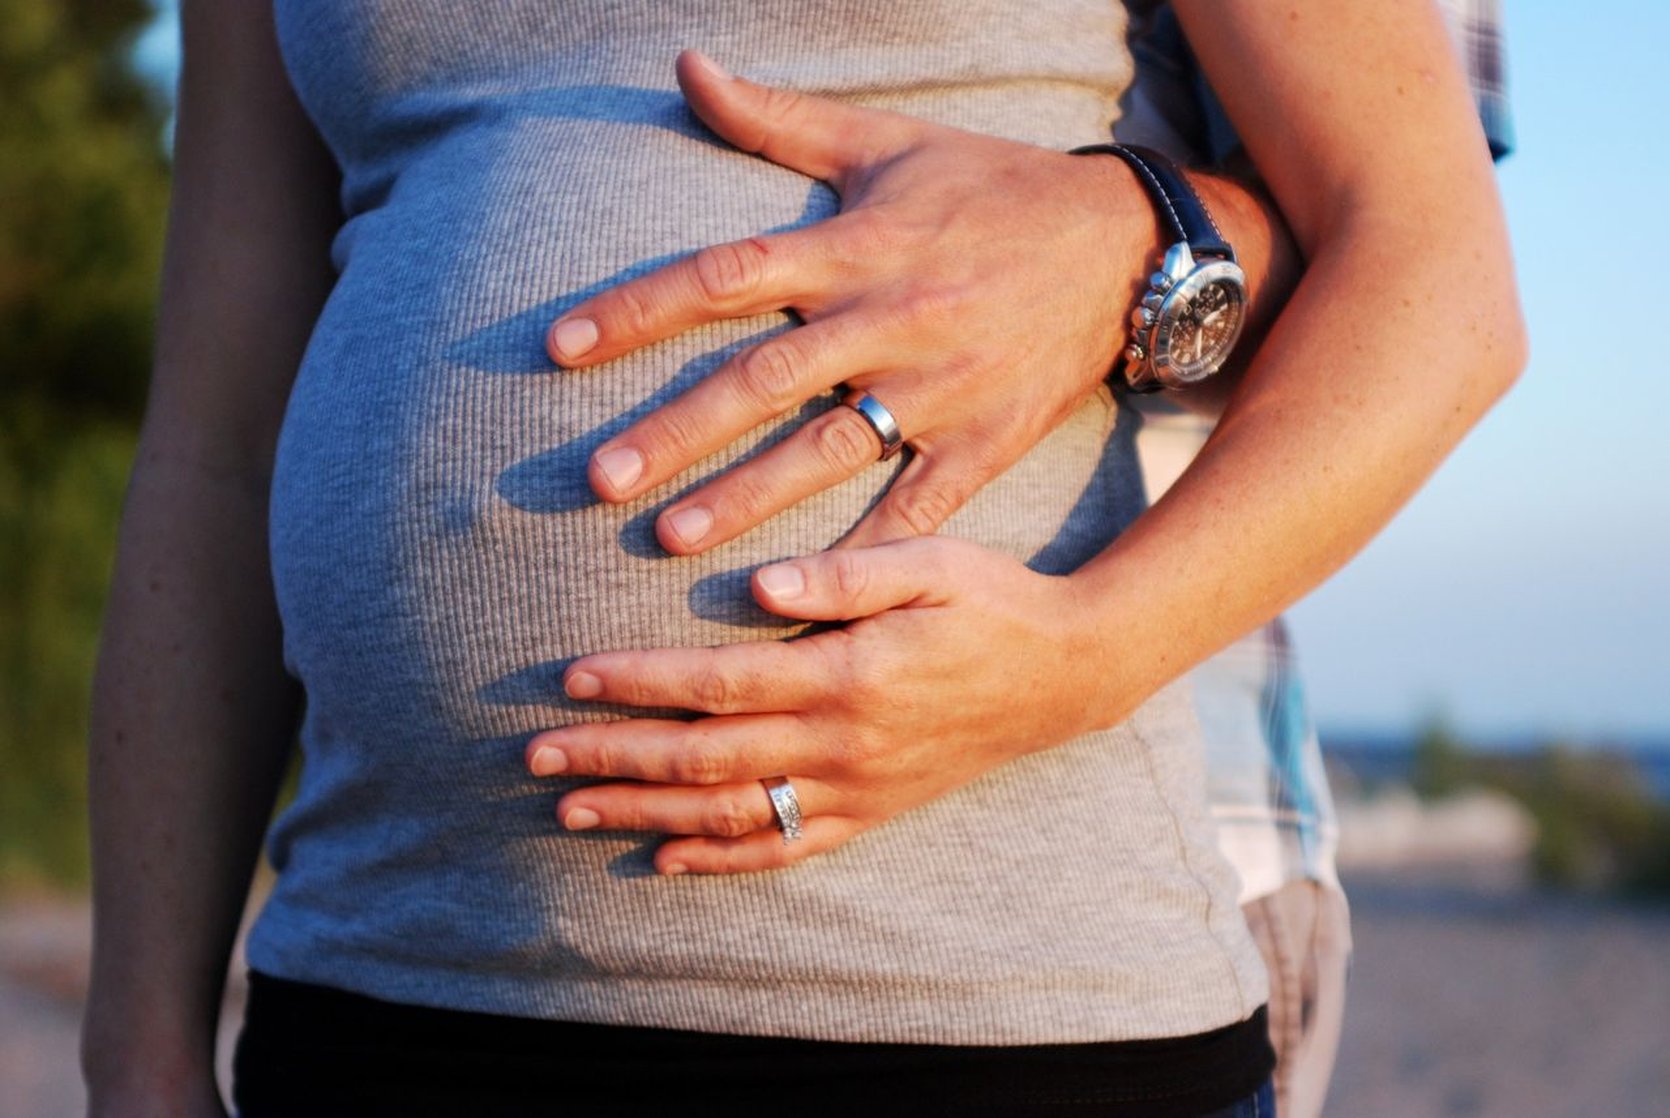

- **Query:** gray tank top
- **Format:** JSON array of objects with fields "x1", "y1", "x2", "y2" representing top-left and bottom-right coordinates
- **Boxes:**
[{"x1": 250, "y1": 0, "x2": 1265, "y2": 1044}]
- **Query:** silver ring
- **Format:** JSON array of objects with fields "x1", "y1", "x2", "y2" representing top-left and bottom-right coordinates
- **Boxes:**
[
  {"x1": 761, "y1": 776, "x2": 804, "y2": 844},
  {"x1": 844, "y1": 393, "x2": 904, "y2": 461}
]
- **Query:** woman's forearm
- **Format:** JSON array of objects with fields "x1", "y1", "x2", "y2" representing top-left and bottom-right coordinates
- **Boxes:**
[
  {"x1": 82, "y1": 0, "x2": 342, "y2": 1105},
  {"x1": 1060, "y1": 0, "x2": 1527, "y2": 727},
  {"x1": 83, "y1": 462, "x2": 300, "y2": 1103},
  {"x1": 1071, "y1": 214, "x2": 1524, "y2": 727}
]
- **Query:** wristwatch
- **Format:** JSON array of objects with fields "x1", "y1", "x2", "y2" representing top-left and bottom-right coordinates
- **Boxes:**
[{"x1": 1070, "y1": 143, "x2": 1247, "y2": 393}]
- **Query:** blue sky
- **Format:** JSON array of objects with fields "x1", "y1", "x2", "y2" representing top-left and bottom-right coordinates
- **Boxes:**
[
  {"x1": 133, "y1": 3, "x2": 1669, "y2": 741},
  {"x1": 1284, "y1": 1, "x2": 1670, "y2": 740}
]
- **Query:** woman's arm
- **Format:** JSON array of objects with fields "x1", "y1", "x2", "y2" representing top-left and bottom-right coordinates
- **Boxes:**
[
  {"x1": 80, "y1": 1, "x2": 340, "y2": 1112},
  {"x1": 1073, "y1": 0, "x2": 1525, "y2": 709},
  {"x1": 521, "y1": 0, "x2": 1524, "y2": 873}
]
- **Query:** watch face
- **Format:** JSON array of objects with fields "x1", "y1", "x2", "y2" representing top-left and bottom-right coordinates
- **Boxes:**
[{"x1": 1152, "y1": 261, "x2": 1248, "y2": 386}]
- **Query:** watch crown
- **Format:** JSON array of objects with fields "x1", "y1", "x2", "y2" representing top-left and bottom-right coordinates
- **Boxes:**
[
  {"x1": 1141, "y1": 292, "x2": 1166, "y2": 315},
  {"x1": 1149, "y1": 271, "x2": 1173, "y2": 293},
  {"x1": 1132, "y1": 307, "x2": 1157, "y2": 330}
]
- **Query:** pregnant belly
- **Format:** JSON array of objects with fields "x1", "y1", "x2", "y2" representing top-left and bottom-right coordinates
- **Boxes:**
[
  {"x1": 255, "y1": 118, "x2": 1172, "y2": 1000},
  {"x1": 268, "y1": 118, "x2": 1142, "y2": 776}
]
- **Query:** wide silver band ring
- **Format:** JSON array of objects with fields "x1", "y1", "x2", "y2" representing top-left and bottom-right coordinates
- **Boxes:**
[
  {"x1": 844, "y1": 393, "x2": 905, "y2": 461},
  {"x1": 761, "y1": 776, "x2": 804, "y2": 844}
]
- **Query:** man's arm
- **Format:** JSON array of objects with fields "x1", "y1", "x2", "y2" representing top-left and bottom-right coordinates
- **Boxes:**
[
  {"x1": 534, "y1": 52, "x2": 1305, "y2": 549},
  {"x1": 80, "y1": 1, "x2": 340, "y2": 1112}
]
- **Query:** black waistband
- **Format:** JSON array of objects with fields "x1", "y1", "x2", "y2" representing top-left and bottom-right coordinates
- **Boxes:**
[{"x1": 232, "y1": 969, "x2": 1272, "y2": 1117}]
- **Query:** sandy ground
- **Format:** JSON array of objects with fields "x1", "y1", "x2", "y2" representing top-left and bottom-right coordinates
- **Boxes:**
[{"x1": 3, "y1": 877, "x2": 1667, "y2": 1117}]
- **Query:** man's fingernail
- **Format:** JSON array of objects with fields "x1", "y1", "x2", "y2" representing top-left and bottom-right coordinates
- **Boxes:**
[
  {"x1": 593, "y1": 447, "x2": 644, "y2": 493},
  {"x1": 664, "y1": 506, "x2": 713, "y2": 547},
  {"x1": 564, "y1": 671, "x2": 603, "y2": 700},
  {"x1": 530, "y1": 746, "x2": 568, "y2": 775},
  {"x1": 564, "y1": 807, "x2": 602, "y2": 831},
  {"x1": 690, "y1": 51, "x2": 730, "y2": 82},
  {"x1": 662, "y1": 862, "x2": 689, "y2": 876},
  {"x1": 756, "y1": 564, "x2": 805, "y2": 600},
  {"x1": 551, "y1": 317, "x2": 598, "y2": 361}
]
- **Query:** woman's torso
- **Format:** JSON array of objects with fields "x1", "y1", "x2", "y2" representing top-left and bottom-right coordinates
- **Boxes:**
[{"x1": 250, "y1": 0, "x2": 1265, "y2": 1044}]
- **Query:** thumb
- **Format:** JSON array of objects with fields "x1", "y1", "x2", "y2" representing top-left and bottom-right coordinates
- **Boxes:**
[
  {"x1": 675, "y1": 49, "x2": 918, "y2": 187},
  {"x1": 751, "y1": 540, "x2": 954, "y2": 620}
]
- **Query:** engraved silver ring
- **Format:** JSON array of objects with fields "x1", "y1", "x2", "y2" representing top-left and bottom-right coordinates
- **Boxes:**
[
  {"x1": 761, "y1": 776, "x2": 805, "y2": 844},
  {"x1": 844, "y1": 392, "x2": 905, "y2": 461}
]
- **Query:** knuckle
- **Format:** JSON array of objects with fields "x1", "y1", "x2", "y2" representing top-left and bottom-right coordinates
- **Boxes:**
[
  {"x1": 640, "y1": 406, "x2": 704, "y2": 464},
  {"x1": 669, "y1": 742, "x2": 729, "y2": 786},
  {"x1": 758, "y1": 85, "x2": 808, "y2": 130},
  {"x1": 838, "y1": 210, "x2": 905, "y2": 262},
  {"x1": 607, "y1": 797, "x2": 645, "y2": 831},
  {"x1": 829, "y1": 550, "x2": 871, "y2": 602},
  {"x1": 693, "y1": 238, "x2": 770, "y2": 307},
  {"x1": 692, "y1": 664, "x2": 739, "y2": 712},
  {"x1": 610, "y1": 284, "x2": 659, "y2": 340},
  {"x1": 571, "y1": 735, "x2": 613, "y2": 775},
  {"x1": 891, "y1": 482, "x2": 957, "y2": 536},
  {"x1": 964, "y1": 433, "x2": 1011, "y2": 478},
  {"x1": 733, "y1": 341, "x2": 804, "y2": 412},
  {"x1": 895, "y1": 285, "x2": 964, "y2": 330},
  {"x1": 719, "y1": 468, "x2": 777, "y2": 522},
  {"x1": 815, "y1": 409, "x2": 878, "y2": 471},
  {"x1": 703, "y1": 796, "x2": 760, "y2": 839}
]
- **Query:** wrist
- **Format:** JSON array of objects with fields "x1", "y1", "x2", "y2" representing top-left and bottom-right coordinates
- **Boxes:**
[
  {"x1": 82, "y1": 994, "x2": 221, "y2": 1100},
  {"x1": 84, "y1": 1051, "x2": 223, "y2": 1118},
  {"x1": 1061, "y1": 151, "x2": 1167, "y2": 381},
  {"x1": 1057, "y1": 567, "x2": 1168, "y2": 732}
]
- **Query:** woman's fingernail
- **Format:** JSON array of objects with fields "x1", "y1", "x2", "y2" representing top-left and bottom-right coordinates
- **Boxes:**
[
  {"x1": 593, "y1": 447, "x2": 644, "y2": 493},
  {"x1": 663, "y1": 862, "x2": 689, "y2": 876},
  {"x1": 530, "y1": 746, "x2": 568, "y2": 775},
  {"x1": 551, "y1": 317, "x2": 598, "y2": 361},
  {"x1": 663, "y1": 506, "x2": 713, "y2": 547},
  {"x1": 564, "y1": 671, "x2": 603, "y2": 700},
  {"x1": 756, "y1": 563, "x2": 805, "y2": 600},
  {"x1": 564, "y1": 807, "x2": 602, "y2": 831},
  {"x1": 690, "y1": 51, "x2": 730, "y2": 82}
]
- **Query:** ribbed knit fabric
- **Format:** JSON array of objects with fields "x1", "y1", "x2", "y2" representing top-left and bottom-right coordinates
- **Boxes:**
[{"x1": 250, "y1": 0, "x2": 1266, "y2": 1045}]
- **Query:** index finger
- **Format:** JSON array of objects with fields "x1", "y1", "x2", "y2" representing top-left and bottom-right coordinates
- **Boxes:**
[
  {"x1": 547, "y1": 229, "x2": 831, "y2": 368},
  {"x1": 563, "y1": 635, "x2": 838, "y2": 716}
]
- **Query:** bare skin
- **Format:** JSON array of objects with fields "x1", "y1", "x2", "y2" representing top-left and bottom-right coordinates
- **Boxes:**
[
  {"x1": 549, "y1": 50, "x2": 1296, "y2": 555},
  {"x1": 81, "y1": 0, "x2": 1523, "y2": 1110},
  {"x1": 525, "y1": 0, "x2": 1525, "y2": 874},
  {"x1": 80, "y1": 2, "x2": 339, "y2": 1114}
]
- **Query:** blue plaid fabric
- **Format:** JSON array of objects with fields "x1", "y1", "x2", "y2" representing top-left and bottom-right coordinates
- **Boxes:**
[{"x1": 1122, "y1": 0, "x2": 1512, "y2": 901}]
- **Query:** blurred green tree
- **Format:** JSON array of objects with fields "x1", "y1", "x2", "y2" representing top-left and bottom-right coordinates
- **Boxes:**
[
  {"x1": 1, "y1": 0, "x2": 169, "y2": 416},
  {"x1": 1, "y1": 0, "x2": 169, "y2": 888},
  {"x1": 1411, "y1": 712, "x2": 1469, "y2": 801}
]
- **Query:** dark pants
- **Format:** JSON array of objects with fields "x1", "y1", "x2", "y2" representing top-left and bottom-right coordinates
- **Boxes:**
[{"x1": 232, "y1": 971, "x2": 1274, "y2": 1117}]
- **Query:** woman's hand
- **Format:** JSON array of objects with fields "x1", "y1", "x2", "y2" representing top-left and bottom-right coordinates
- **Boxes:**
[
  {"x1": 524, "y1": 538, "x2": 1116, "y2": 873},
  {"x1": 548, "y1": 50, "x2": 1163, "y2": 552}
]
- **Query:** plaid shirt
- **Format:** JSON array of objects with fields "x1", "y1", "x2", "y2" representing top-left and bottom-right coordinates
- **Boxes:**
[{"x1": 1122, "y1": 1, "x2": 1513, "y2": 902}]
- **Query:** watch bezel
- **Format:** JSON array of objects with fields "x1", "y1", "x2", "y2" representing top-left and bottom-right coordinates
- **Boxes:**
[
  {"x1": 1126, "y1": 248, "x2": 1249, "y2": 392},
  {"x1": 1148, "y1": 258, "x2": 1248, "y2": 388}
]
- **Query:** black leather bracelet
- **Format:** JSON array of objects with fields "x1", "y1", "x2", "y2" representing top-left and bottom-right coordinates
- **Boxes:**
[{"x1": 1069, "y1": 143, "x2": 1235, "y2": 262}]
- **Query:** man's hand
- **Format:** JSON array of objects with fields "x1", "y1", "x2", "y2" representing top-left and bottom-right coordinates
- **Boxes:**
[{"x1": 548, "y1": 50, "x2": 1166, "y2": 552}]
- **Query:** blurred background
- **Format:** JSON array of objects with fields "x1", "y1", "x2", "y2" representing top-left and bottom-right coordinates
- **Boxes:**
[{"x1": 1, "y1": 1, "x2": 1665, "y2": 1114}]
